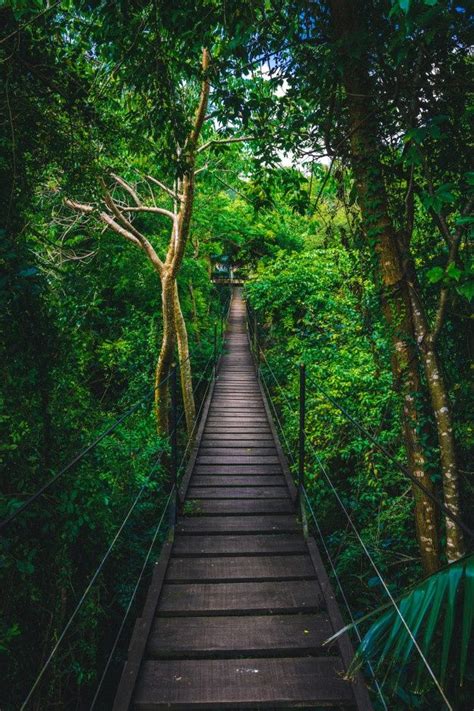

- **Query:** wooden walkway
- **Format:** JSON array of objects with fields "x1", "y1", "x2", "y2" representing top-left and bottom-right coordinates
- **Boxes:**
[{"x1": 114, "y1": 289, "x2": 372, "y2": 710}]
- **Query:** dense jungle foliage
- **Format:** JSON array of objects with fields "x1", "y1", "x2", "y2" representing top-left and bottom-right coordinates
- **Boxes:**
[{"x1": 1, "y1": 0, "x2": 472, "y2": 709}]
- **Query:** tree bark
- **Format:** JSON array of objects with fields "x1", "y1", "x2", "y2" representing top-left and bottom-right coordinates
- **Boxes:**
[
  {"x1": 174, "y1": 280, "x2": 196, "y2": 432},
  {"x1": 405, "y1": 273, "x2": 464, "y2": 560},
  {"x1": 330, "y1": 0, "x2": 441, "y2": 572},
  {"x1": 155, "y1": 272, "x2": 177, "y2": 434}
]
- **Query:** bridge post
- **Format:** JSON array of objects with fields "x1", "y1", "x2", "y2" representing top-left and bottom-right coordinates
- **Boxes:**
[
  {"x1": 213, "y1": 322, "x2": 218, "y2": 378},
  {"x1": 298, "y1": 363, "x2": 306, "y2": 504},
  {"x1": 252, "y1": 311, "x2": 257, "y2": 356},
  {"x1": 170, "y1": 364, "x2": 178, "y2": 526}
]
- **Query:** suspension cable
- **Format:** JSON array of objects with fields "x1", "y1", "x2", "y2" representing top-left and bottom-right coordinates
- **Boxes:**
[
  {"x1": 303, "y1": 444, "x2": 453, "y2": 709},
  {"x1": 246, "y1": 305, "x2": 474, "y2": 541},
  {"x1": 0, "y1": 368, "x2": 178, "y2": 532},
  {"x1": 176, "y1": 327, "x2": 228, "y2": 476},
  {"x1": 245, "y1": 305, "x2": 455, "y2": 706},
  {"x1": 306, "y1": 372, "x2": 474, "y2": 541},
  {"x1": 20, "y1": 452, "x2": 162, "y2": 710},
  {"x1": 89, "y1": 487, "x2": 174, "y2": 710},
  {"x1": 302, "y1": 488, "x2": 388, "y2": 710}
]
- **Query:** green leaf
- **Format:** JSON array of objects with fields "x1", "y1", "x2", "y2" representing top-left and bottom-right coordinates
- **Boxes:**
[
  {"x1": 455, "y1": 216, "x2": 474, "y2": 226},
  {"x1": 446, "y1": 263, "x2": 462, "y2": 281},
  {"x1": 427, "y1": 266, "x2": 444, "y2": 284},
  {"x1": 333, "y1": 555, "x2": 474, "y2": 691},
  {"x1": 460, "y1": 562, "x2": 474, "y2": 684},
  {"x1": 457, "y1": 281, "x2": 474, "y2": 301}
]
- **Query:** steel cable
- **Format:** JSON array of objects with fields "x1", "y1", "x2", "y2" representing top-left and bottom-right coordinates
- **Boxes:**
[
  {"x1": 20, "y1": 451, "x2": 163, "y2": 709},
  {"x1": 244, "y1": 306, "x2": 455, "y2": 708},
  {"x1": 89, "y1": 487, "x2": 174, "y2": 710}
]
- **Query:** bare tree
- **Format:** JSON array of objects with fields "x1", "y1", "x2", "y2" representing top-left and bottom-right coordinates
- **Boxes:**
[{"x1": 66, "y1": 48, "x2": 212, "y2": 434}]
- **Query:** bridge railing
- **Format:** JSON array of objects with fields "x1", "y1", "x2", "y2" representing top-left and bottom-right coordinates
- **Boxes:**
[
  {"x1": 245, "y1": 296, "x2": 473, "y2": 711},
  {"x1": 0, "y1": 292, "x2": 231, "y2": 710}
]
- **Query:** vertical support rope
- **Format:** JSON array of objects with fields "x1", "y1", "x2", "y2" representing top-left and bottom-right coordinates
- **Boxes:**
[
  {"x1": 170, "y1": 365, "x2": 178, "y2": 527},
  {"x1": 298, "y1": 363, "x2": 306, "y2": 500}
]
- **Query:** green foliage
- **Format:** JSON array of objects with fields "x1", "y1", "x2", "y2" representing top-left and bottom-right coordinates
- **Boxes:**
[
  {"x1": 1, "y1": 0, "x2": 472, "y2": 708},
  {"x1": 340, "y1": 555, "x2": 474, "y2": 698}
]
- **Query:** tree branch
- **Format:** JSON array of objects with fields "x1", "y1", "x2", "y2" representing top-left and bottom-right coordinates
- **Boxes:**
[
  {"x1": 197, "y1": 135, "x2": 254, "y2": 154},
  {"x1": 64, "y1": 199, "x2": 94, "y2": 214},
  {"x1": 102, "y1": 191, "x2": 165, "y2": 273},
  {"x1": 99, "y1": 212, "x2": 142, "y2": 246},
  {"x1": 146, "y1": 175, "x2": 182, "y2": 202},
  {"x1": 124, "y1": 205, "x2": 176, "y2": 220},
  {"x1": 110, "y1": 173, "x2": 141, "y2": 206},
  {"x1": 188, "y1": 47, "x2": 211, "y2": 150}
]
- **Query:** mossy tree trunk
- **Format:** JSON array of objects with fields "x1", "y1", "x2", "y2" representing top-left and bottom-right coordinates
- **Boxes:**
[{"x1": 330, "y1": 0, "x2": 444, "y2": 571}]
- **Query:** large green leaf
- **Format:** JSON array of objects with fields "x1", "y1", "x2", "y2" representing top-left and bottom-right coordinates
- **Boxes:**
[{"x1": 327, "y1": 555, "x2": 474, "y2": 695}]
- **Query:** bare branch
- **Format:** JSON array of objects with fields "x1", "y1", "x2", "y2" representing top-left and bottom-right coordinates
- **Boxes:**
[
  {"x1": 146, "y1": 175, "x2": 182, "y2": 202},
  {"x1": 102, "y1": 191, "x2": 165, "y2": 273},
  {"x1": 110, "y1": 173, "x2": 141, "y2": 206},
  {"x1": 64, "y1": 199, "x2": 94, "y2": 214},
  {"x1": 124, "y1": 205, "x2": 176, "y2": 220},
  {"x1": 197, "y1": 135, "x2": 254, "y2": 154},
  {"x1": 194, "y1": 164, "x2": 208, "y2": 176},
  {"x1": 99, "y1": 212, "x2": 142, "y2": 246},
  {"x1": 102, "y1": 189, "x2": 148, "y2": 242},
  {"x1": 188, "y1": 48, "x2": 211, "y2": 150}
]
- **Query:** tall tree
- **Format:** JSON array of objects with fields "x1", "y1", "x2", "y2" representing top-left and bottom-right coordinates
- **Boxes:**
[
  {"x1": 328, "y1": 0, "x2": 466, "y2": 562},
  {"x1": 66, "y1": 48, "x2": 212, "y2": 433}
]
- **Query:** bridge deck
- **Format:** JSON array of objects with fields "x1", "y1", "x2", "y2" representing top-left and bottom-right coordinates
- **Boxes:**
[{"x1": 114, "y1": 290, "x2": 372, "y2": 710}]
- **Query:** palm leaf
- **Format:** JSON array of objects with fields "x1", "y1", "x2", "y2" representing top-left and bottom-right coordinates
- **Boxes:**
[{"x1": 327, "y1": 554, "x2": 474, "y2": 695}]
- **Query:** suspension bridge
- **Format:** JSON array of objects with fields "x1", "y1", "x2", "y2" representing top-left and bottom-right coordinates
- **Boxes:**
[
  {"x1": 113, "y1": 289, "x2": 372, "y2": 709},
  {"x1": 4, "y1": 287, "x2": 471, "y2": 710}
]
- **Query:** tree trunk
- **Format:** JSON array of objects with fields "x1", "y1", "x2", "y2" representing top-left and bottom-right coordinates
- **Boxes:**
[
  {"x1": 174, "y1": 280, "x2": 196, "y2": 433},
  {"x1": 155, "y1": 272, "x2": 176, "y2": 434},
  {"x1": 330, "y1": 0, "x2": 441, "y2": 572},
  {"x1": 406, "y1": 278, "x2": 464, "y2": 560}
]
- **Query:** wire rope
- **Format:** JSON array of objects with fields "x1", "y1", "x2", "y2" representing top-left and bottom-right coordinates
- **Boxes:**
[
  {"x1": 0, "y1": 367, "x2": 179, "y2": 532},
  {"x1": 303, "y1": 488, "x2": 388, "y2": 710},
  {"x1": 89, "y1": 487, "x2": 174, "y2": 710},
  {"x1": 245, "y1": 309, "x2": 455, "y2": 707},
  {"x1": 303, "y1": 444, "x2": 453, "y2": 709},
  {"x1": 20, "y1": 453, "x2": 160, "y2": 710}
]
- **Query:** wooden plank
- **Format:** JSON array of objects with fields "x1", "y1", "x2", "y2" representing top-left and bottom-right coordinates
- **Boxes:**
[
  {"x1": 203, "y1": 429, "x2": 273, "y2": 436},
  {"x1": 187, "y1": 486, "x2": 288, "y2": 499},
  {"x1": 205, "y1": 417, "x2": 269, "y2": 424},
  {"x1": 172, "y1": 534, "x2": 308, "y2": 556},
  {"x1": 198, "y1": 448, "x2": 278, "y2": 457},
  {"x1": 134, "y1": 657, "x2": 354, "y2": 709},
  {"x1": 306, "y1": 538, "x2": 374, "y2": 711},
  {"x1": 211, "y1": 397, "x2": 262, "y2": 402},
  {"x1": 209, "y1": 405, "x2": 265, "y2": 411},
  {"x1": 148, "y1": 613, "x2": 334, "y2": 658},
  {"x1": 194, "y1": 465, "x2": 282, "y2": 475},
  {"x1": 210, "y1": 401, "x2": 264, "y2": 406},
  {"x1": 112, "y1": 541, "x2": 173, "y2": 711},
  {"x1": 191, "y1": 476, "x2": 286, "y2": 487},
  {"x1": 210, "y1": 402, "x2": 265, "y2": 417},
  {"x1": 197, "y1": 456, "x2": 280, "y2": 465},
  {"x1": 157, "y1": 579, "x2": 324, "y2": 616},
  {"x1": 165, "y1": 554, "x2": 316, "y2": 582},
  {"x1": 200, "y1": 439, "x2": 275, "y2": 448},
  {"x1": 176, "y1": 514, "x2": 300, "y2": 534},
  {"x1": 213, "y1": 389, "x2": 260, "y2": 394},
  {"x1": 186, "y1": 499, "x2": 294, "y2": 515}
]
